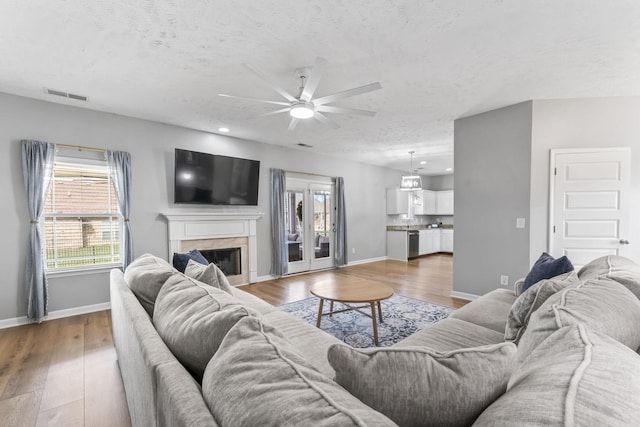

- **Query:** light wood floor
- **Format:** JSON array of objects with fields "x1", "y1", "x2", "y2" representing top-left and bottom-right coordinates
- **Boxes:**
[{"x1": 0, "y1": 254, "x2": 460, "y2": 426}]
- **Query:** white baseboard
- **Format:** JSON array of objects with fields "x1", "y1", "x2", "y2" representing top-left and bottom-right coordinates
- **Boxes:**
[
  {"x1": 0, "y1": 302, "x2": 111, "y2": 330},
  {"x1": 450, "y1": 291, "x2": 481, "y2": 301},
  {"x1": 346, "y1": 256, "x2": 389, "y2": 266}
]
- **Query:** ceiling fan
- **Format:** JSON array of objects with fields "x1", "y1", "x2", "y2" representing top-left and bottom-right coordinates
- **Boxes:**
[{"x1": 218, "y1": 57, "x2": 382, "y2": 130}]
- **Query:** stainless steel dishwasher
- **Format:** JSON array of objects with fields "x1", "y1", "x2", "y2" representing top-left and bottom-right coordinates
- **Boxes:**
[{"x1": 408, "y1": 230, "x2": 419, "y2": 259}]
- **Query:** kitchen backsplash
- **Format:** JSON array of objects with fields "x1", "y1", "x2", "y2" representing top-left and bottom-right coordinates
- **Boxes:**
[{"x1": 387, "y1": 215, "x2": 454, "y2": 226}]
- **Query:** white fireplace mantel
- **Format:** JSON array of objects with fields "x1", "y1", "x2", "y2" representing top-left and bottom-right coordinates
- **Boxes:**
[{"x1": 161, "y1": 211, "x2": 264, "y2": 284}]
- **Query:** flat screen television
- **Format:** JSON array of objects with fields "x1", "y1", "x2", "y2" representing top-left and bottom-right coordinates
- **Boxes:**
[{"x1": 174, "y1": 148, "x2": 260, "y2": 205}]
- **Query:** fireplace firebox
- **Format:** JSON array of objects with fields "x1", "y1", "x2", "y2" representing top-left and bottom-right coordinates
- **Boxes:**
[{"x1": 200, "y1": 248, "x2": 241, "y2": 276}]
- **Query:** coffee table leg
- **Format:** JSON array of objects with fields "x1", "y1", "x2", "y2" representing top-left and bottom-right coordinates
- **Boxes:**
[
  {"x1": 370, "y1": 302, "x2": 379, "y2": 346},
  {"x1": 329, "y1": 300, "x2": 334, "y2": 317},
  {"x1": 377, "y1": 301, "x2": 383, "y2": 323},
  {"x1": 316, "y1": 298, "x2": 324, "y2": 328}
]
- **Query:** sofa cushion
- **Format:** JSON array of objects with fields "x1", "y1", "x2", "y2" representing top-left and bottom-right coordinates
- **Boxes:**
[
  {"x1": 123, "y1": 253, "x2": 176, "y2": 316},
  {"x1": 261, "y1": 310, "x2": 344, "y2": 377},
  {"x1": 152, "y1": 273, "x2": 254, "y2": 381},
  {"x1": 230, "y1": 287, "x2": 278, "y2": 315},
  {"x1": 449, "y1": 289, "x2": 516, "y2": 333},
  {"x1": 397, "y1": 317, "x2": 505, "y2": 351},
  {"x1": 172, "y1": 249, "x2": 208, "y2": 273},
  {"x1": 517, "y1": 278, "x2": 640, "y2": 361},
  {"x1": 202, "y1": 316, "x2": 397, "y2": 427},
  {"x1": 184, "y1": 259, "x2": 234, "y2": 294},
  {"x1": 523, "y1": 252, "x2": 574, "y2": 293},
  {"x1": 328, "y1": 342, "x2": 517, "y2": 427},
  {"x1": 578, "y1": 255, "x2": 640, "y2": 299},
  {"x1": 473, "y1": 325, "x2": 640, "y2": 427},
  {"x1": 504, "y1": 271, "x2": 579, "y2": 344}
]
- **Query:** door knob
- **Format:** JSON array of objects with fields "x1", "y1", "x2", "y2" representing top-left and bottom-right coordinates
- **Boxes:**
[{"x1": 620, "y1": 239, "x2": 630, "y2": 245}]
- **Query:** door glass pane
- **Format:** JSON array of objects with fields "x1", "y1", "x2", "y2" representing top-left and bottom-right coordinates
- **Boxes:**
[
  {"x1": 313, "y1": 190, "x2": 331, "y2": 259},
  {"x1": 285, "y1": 190, "x2": 304, "y2": 262}
]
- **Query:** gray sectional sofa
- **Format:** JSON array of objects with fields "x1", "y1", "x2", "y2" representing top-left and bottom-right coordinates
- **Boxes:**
[{"x1": 111, "y1": 254, "x2": 640, "y2": 426}]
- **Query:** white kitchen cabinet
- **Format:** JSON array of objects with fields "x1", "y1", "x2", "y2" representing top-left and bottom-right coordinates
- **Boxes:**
[
  {"x1": 386, "y1": 189, "x2": 409, "y2": 215},
  {"x1": 419, "y1": 229, "x2": 441, "y2": 255},
  {"x1": 440, "y1": 229, "x2": 454, "y2": 252},
  {"x1": 414, "y1": 190, "x2": 436, "y2": 215},
  {"x1": 436, "y1": 190, "x2": 454, "y2": 215}
]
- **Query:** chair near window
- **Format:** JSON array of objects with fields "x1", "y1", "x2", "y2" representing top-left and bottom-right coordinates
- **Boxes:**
[
  {"x1": 315, "y1": 235, "x2": 330, "y2": 258},
  {"x1": 287, "y1": 232, "x2": 302, "y2": 262}
]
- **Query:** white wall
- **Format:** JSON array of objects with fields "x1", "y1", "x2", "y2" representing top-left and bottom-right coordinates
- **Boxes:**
[
  {"x1": 530, "y1": 97, "x2": 640, "y2": 265},
  {"x1": 0, "y1": 92, "x2": 402, "y2": 322}
]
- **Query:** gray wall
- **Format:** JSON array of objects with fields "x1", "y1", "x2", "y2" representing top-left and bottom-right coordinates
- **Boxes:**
[
  {"x1": 0, "y1": 92, "x2": 402, "y2": 321},
  {"x1": 530, "y1": 97, "x2": 640, "y2": 265},
  {"x1": 453, "y1": 101, "x2": 532, "y2": 296},
  {"x1": 425, "y1": 174, "x2": 454, "y2": 191}
]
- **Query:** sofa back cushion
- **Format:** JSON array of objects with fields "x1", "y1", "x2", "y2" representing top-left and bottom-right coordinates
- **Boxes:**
[
  {"x1": 124, "y1": 253, "x2": 176, "y2": 316},
  {"x1": 505, "y1": 271, "x2": 579, "y2": 343},
  {"x1": 517, "y1": 278, "x2": 640, "y2": 361},
  {"x1": 202, "y1": 316, "x2": 397, "y2": 427},
  {"x1": 328, "y1": 342, "x2": 517, "y2": 427},
  {"x1": 474, "y1": 325, "x2": 640, "y2": 426},
  {"x1": 578, "y1": 255, "x2": 640, "y2": 299},
  {"x1": 152, "y1": 273, "x2": 253, "y2": 381}
]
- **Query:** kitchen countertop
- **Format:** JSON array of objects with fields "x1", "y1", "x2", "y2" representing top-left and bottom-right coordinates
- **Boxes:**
[{"x1": 386, "y1": 224, "x2": 453, "y2": 231}]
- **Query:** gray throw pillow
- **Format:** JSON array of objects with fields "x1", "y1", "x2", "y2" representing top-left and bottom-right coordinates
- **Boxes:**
[
  {"x1": 475, "y1": 325, "x2": 640, "y2": 426},
  {"x1": 202, "y1": 316, "x2": 397, "y2": 427},
  {"x1": 517, "y1": 278, "x2": 640, "y2": 362},
  {"x1": 152, "y1": 273, "x2": 253, "y2": 381},
  {"x1": 505, "y1": 271, "x2": 579, "y2": 343},
  {"x1": 123, "y1": 253, "x2": 176, "y2": 316},
  {"x1": 184, "y1": 259, "x2": 234, "y2": 294},
  {"x1": 327, "y1": 342, "x2": 517, "y2": 427}
]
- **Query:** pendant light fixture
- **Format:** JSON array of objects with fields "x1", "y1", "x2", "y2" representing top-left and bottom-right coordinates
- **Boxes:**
[{"x1": 400, "y1": 151, "x2": 422, "y2": 191}]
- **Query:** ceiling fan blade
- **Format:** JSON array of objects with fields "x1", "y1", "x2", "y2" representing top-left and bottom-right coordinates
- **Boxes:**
[
  {"x1": 243, "y1": 63, "x2": 297, "y2": 103},
  {"x1": 257, "y1": 107, "x2": 291, "y2": 117},
  {"x1": 288, "y1": 118, "x2": 300, "y2": 131},
  {"x1": 300, "y1": 57, "x2": 328, "y2": 102},
  {"x1": 218, "y1": 93, "x2": 290, "y2": 106},
  {"x1": 313, "y1": 112, "x2": 340, "y2": 129},
  {"x1": 315, "y1": 105, "x2": 377, "y2": 117},
  {"x1": 312, "y1": 82, "x2": 382, "y2": 106}
]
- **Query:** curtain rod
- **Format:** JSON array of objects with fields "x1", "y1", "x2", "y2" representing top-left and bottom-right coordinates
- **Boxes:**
[
  {"x1": 56, "y1": 143, "x2": 106, "y2": 153},
  {"x1": 285, "y1": 169, "x2": 335, "y2": 179}
]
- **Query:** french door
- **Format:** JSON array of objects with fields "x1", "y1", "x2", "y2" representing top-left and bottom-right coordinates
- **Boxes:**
[{"x1": 285, "y1": 177, "x2": 335, "y2": 274}]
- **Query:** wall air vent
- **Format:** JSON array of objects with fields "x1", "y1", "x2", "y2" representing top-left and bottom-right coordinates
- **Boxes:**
[
  {"x1": 45, "y1": 88, "x2": 88, "y2": 102},
  {"x1": 296, "y1": 143, "x2": 313, "y2": 148}
]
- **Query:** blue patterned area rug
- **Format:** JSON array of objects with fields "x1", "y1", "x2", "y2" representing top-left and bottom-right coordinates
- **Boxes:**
[{"x1": 279, "y1": 294, "x2": 453, "y2": 348}]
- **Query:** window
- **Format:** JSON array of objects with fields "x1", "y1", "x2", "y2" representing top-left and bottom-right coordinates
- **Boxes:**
[{"x1": 43, "y1": 157, "x2": 121, "y2": 270}]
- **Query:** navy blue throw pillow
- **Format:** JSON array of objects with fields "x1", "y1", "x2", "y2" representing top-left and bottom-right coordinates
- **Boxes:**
[
  {"x1": 172, "y1": 249, "x2": 209, "y2": 273},
  {"x1": 522, "y1": 253, "x2": 574, "y2": 293}
]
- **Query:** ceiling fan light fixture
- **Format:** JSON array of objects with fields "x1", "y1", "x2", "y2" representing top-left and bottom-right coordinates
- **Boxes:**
[{"x1": 289, "y1": 102, "x2": 315, "y2": 119}]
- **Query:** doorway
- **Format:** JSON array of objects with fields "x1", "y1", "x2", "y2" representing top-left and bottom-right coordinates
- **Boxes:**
[
  {"x1": 285, "y1": 176, "x2": 335, "y2": 274},
  {"x1": 549, "y1": 148, "x2": 631, "y2": 268}
]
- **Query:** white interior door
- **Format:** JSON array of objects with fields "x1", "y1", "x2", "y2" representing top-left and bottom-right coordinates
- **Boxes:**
[
  {"x1": 550, "y1": 148, "x2": 631, "y2": 268},
  {"x1": 285, "y1": 177, "x2": 335, "y2": 274}
]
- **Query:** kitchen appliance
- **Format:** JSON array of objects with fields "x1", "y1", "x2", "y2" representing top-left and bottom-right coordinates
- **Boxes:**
[{"x1": 408, "y1": 230, "x2": 419, "y2": 259}]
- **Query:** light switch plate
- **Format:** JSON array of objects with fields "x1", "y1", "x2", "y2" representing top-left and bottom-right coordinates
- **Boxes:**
[{"x1": 516, "y1": 218, "x2": 526, "y2": 229}]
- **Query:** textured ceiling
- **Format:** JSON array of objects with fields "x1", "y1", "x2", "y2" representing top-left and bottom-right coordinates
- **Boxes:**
[{"x1": 1, "y1": 1, "x2": 640, "y2": 174}]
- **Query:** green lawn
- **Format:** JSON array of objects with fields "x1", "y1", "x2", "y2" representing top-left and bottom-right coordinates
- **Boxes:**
[{"x1": 47, "y1": 243, "x2": 120, "y2": 268}]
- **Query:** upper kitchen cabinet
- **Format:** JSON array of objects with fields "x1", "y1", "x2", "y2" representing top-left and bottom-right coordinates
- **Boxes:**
[
  {"x1": 386, "y1": 188, "x2": 409, "y2": 214},
  {"x1": 435, "y1": 190, "x2": 454, "y2": 215},
  {"x1": 413, "y1": 190, "x2": 436, "y2": 215}
]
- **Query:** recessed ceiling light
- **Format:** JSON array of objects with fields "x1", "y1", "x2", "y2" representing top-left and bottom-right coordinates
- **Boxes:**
[
  {"x1": 218, "y1": 127, "x2": 230, "y2": 133},
  {"x1": 420, "y1": 161, "x2": 427, "y2": 165},
  {"x1": 446, "y1": 168, "x2": 453, "y2": 172}
]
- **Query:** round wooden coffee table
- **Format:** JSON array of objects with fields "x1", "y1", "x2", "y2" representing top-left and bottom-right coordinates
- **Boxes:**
[{"x1": 310, "y1": 277, "x2": 394, "y2": 346}]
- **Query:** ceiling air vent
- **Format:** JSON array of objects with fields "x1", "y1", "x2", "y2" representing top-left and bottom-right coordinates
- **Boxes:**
[
  {"x1": 296, "y1": 143, "x2": 313, "y2": 148},
  {"x1": 45, "y1": 88, "x2": 88, "y2": 102}
]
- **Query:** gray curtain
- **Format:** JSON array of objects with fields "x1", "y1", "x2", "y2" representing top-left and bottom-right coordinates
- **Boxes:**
[
  {"x1": 335, "y1": 177, "x2": 348, "y2": 266},
  {"x1": 270, "y1": 168, "x2": 288, "y2": 276},
  {"x1": 107, "y1": 150, "x2": 133, "y2": 269},
  {"x1": 21, "y1": 140, "x2": 56, "y2": 323}
]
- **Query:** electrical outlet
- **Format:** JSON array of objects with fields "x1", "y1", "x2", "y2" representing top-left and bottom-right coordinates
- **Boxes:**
[
  {"x1": 352, "y1": 247, "x2": 356, "y2": 254},
  {"x1": 500, "y1": 275, "x2": 509, "y2": 286}
]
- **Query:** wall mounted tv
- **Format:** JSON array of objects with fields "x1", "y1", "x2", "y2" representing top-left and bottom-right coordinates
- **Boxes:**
[{"x1": 174, "y1": 148, "x2": 260, "y2": 206}]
